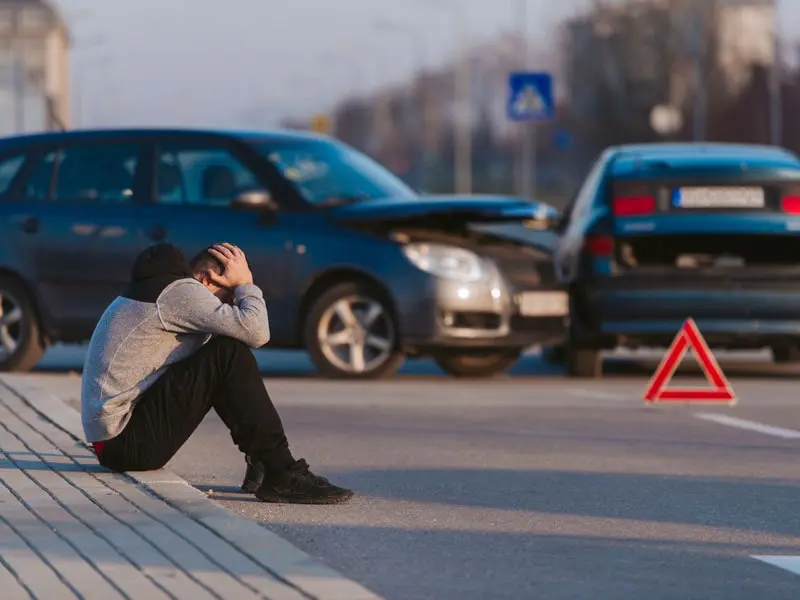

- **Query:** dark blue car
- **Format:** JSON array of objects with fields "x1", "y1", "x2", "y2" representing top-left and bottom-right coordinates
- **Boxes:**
[
  {"x1": 555, "y1": 142, "x2": 800, "y2": 377},
  {"x1": 0, "y1": 128, "x2": 567, "y2": 378}
]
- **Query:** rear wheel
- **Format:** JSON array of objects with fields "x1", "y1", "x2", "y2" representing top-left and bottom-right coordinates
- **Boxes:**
[
  {"x1": 542, "y1": 343, "x2": 566, "y2": 364},
  {"x1": 771, "y1": 345, "x2": 800, "y2": 364},
  {"x1": 434, "y1": 349, "x2": 522, "y2": 378},
  {"x1": 0, "y1": 276, "x2": 45, "y2": 373},
  {"x1": 566, "y1": 347, "x2": 603, "y2": 378},
  {"x1": 305, "y1": 281, "x2": 405, "y2": 379}
]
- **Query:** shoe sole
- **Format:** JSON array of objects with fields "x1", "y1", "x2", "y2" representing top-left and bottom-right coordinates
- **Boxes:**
[
  {"x1": 241, "y1": 480, "x2": 261, "y2": 493},
  {"x1": 256, "y1": 490, "x2": 354, "y2": 505}
]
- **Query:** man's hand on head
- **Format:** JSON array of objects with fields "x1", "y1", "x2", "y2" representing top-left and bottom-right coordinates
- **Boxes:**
[{"x1": 207, "y1": 243, "x2": 254, "y2": 288}]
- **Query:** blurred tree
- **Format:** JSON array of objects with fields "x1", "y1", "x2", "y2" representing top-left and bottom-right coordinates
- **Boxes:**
[
  {"x1": 707, "y1": 64, "x2": 770, "y2": 144},
  {"x1": 331, "y1": 97, "x2": 373, "y2": 151},
  {"x1": 563, "y1": 0, "x2": 729, "y2": 155}
]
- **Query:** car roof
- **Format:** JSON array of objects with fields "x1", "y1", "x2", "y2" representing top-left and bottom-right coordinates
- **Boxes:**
[
  {"x1": 0, "y1": 127, "x2": 331, "y2": 149},
  {"x1": 609, "y1": 142, "x2": 800, "y2": 177}
]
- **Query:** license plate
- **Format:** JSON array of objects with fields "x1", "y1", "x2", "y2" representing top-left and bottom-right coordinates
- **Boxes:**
[
  {"x1": 673, "y1": 186, "x2": 765, "y2": 209},
  {"x1": 518, "y1": 291, "x2": 568, "y2": 317}
]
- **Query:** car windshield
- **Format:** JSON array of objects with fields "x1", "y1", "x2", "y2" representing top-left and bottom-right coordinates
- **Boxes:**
[{"x1": 251, "y1": 138, "x2": 416, "y2": 205}]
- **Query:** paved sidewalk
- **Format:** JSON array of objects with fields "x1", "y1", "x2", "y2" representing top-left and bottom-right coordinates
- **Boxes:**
[{"x1": 0, "y1": 375, "x2": 383, "y2": 600}]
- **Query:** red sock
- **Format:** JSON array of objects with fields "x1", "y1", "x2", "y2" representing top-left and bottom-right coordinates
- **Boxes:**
[{"x1": 92, "y1": 441, "x2": 105, "y2": 459}]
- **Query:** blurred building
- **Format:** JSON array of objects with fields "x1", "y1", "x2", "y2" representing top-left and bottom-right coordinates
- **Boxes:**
[
  {"x1": 0, "y1": 0, "x2": 70, "y2": 135},
  {"x1": 326, "y1": 32, "x2": 565, "y2": 191},
  {"x1": 563, "y1": 0, "x2": 776, "y2": 128}
]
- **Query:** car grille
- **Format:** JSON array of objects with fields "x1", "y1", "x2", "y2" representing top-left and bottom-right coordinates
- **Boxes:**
[
  {"x1": 492, "y1": 254, "x2": 557, "y2": 290},
  {"x1": 509, "y1": 315, "x2": 566, "y2": 332}
]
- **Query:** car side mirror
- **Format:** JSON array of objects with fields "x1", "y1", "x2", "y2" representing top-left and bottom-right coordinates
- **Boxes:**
[
  {"x1": 522, "y1": 202, "x2": 563, "y2": 231},
  {"x1": 232, "y1": 189, "x2": 278, "y2": 211}
]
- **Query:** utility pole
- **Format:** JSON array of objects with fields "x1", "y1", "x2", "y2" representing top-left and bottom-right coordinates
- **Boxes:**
[
  {"x1": 12, "y1": 8, "x2": 24, "y2": 134},
  {"x1": 691, "y1": 0, "x2": 707, "y2": 141},
  {"x1": 517, "y1": 0, "x2": 535, "y2": 198},
  {"x1": 454, "y1": 6, "x2": 471, "y2": 194},
  {"x1": 373, "y1": 19, "x2": 430, "y2": 189},
  {"x1": 768, "y1": 0, "x2": 782, "y2": 146}
]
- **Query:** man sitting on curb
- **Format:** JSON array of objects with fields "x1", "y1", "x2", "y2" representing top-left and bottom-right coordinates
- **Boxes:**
[{"x1": 81, "y1": 242, "x2": 353, "y2": 505}]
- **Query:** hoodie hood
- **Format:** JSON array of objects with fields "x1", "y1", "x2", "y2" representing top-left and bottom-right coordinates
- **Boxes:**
[{"x1": 122, "y1": 243, "x2": 194, "y2": 303}]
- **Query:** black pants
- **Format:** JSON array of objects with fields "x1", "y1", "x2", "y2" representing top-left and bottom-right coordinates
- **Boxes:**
[{"x1": 100, "y1": 336, "x2": 294, "y2": 473}]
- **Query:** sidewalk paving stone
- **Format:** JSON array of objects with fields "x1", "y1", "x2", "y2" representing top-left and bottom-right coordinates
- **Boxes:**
[{"x1": 0, "y1": 375, "x2": 385, "y2": 600}]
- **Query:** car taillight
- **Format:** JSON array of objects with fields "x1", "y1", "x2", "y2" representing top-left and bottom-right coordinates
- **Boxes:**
[
  {"x1": 584, "y1": 235, "x2": 614, "y2": 257},
  {"x1": 782, "y1": 196, "x2": 800, "y2": 214},
  {"x1": 612, "y1": 196, "x2": 656, "y2": 216}
]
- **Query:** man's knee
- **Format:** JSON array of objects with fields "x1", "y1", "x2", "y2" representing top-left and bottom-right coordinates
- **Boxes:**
[{"x1": 208, "y1": 336, "x2": 256, "y2": 365}]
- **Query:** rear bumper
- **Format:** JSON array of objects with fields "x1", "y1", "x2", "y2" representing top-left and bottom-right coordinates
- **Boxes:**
[{"x1": 575, "y1": 281, "x2": 800, "y2": 347}]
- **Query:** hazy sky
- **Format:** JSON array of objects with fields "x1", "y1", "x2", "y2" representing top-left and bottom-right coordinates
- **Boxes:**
[{"x1": 52, "y1": 0, "x2": 800, "y2": 129}]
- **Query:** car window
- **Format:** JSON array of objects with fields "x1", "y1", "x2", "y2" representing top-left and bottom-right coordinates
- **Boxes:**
[
  {"x1": 0, "y1": 154, "x2": 24, "y2": 196},
  {"x1": 24, "y1": 150, "x2": 57, "y2": 200},
  {"x1": 155, "y1": 145, "x2": 262, "y2": 207},
  {"x1": 566, "y1": 153, "x2": 610, "y2": 228},
  {"x1": 25, "y1": 143, "x2": 141, "y2": 202},
  {"x1": 250, "y1": 138, "x2": 416, "y2": 205}
]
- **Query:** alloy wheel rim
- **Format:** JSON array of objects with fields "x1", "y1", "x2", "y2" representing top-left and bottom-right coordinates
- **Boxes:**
[
  {"x1": 0, "y1": 291, "x2": 23, "y2": 361},
  {"x1": 317, "y1": 295, "x2": 394, "y2": 374}
]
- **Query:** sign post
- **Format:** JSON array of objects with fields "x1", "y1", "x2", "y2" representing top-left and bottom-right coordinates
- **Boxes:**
[{"x1": 507, "y1": 72, "x2": 554, "y2": 199}]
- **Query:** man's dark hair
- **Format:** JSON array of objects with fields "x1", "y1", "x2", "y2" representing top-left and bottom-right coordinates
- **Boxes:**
[{"x1": 190, "y1": 247, "x2": 224, "y2": 277}]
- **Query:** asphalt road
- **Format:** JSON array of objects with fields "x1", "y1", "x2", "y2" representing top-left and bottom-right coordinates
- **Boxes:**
[{"x1": 15, "y1": 344, "x2": 800, "y2": 600}]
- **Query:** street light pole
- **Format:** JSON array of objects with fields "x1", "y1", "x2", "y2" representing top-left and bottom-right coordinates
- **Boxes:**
[
  {"x1": 11, "y1": 10, "x2": 24, "y2": 134},
  {"x1": 414, "y1": 0, "x2": 472, "y2": 193},
  {"x1": 768, "y1": 2, "x2": 782, "y2": 146},
  {"x1": 373, "y1": 19, "x2": 430, "y2": 188},
  {"x1": 517, "y1": 0, "x2": 535, "y2": 198},
  {"x1": 453, "y1": 6, "x2": 471, "y2": 194},
  {"x1": 691, "y1": 0, "x2": 707, "y2": 141}
]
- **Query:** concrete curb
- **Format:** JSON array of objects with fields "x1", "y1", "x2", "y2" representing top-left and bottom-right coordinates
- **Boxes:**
[{"x1": 1, "y1": 375, "x2": 385, "y2": 600}]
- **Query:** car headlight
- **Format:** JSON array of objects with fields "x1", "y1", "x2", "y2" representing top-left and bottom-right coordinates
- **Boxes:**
[{"x1": 402, "y1": 243, "x2": 487, "y2": 282}]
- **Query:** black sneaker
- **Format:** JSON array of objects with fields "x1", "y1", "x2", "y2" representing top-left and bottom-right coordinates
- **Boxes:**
[
  {"x1": 255, "y1": 459, "x2": 353, "y2": 505},
  {"x1": 241, "y1": 456, "x2": 264, "y2": 493}
]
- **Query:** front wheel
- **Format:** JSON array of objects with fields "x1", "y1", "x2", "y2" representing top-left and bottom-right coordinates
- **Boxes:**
[
  {"x1": 0, "y1": 276, "x2": 46, "y2": 372},
  {"x1": 434, "y1": 349, "x2": 522, "y2": 378},
  {"x1": 542, "y1": 343, "x2": 566, "y2": 365},
  {"x1": 566, "y1": 347, "x2": 603, "y2": 378},
  {"x1": 305, "y1": 281, "x2": 405, "y2": 379}
]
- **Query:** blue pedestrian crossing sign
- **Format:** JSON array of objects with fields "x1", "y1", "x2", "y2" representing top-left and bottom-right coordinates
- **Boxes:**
[{"x1": 507, "y1": 72, "x2": 554, "y2": 122}]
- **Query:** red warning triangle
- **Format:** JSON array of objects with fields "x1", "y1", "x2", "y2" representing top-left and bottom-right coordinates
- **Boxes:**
[{"x1": 644, "y1": 318, "x2": 736, "y2": 404}]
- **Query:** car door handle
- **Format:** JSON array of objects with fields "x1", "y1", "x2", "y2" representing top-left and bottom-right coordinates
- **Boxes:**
[
  {"x1": 19, "y1": 216, "x2": 39, "y2": 234},
  {"x1": 147, "y1": 224, "x2": 168, "y2": 241}
]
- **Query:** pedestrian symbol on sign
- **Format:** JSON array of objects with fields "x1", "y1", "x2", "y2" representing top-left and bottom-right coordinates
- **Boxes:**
[
  {"x1": 506, "y1": 72, "x2": 554, "y2": 122},
  {"x1": 512, "y1": 85, "x2": 546, "y2": 117}
]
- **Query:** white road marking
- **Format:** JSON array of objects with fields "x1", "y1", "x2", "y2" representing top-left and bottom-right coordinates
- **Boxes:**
[
  {"x1": 752, "y1": 556, "x2": 800, "y2": 576},
  {"x1": 567, "y1": 388, "x2": 628, "y2": 401},
  {"x1": 695, "y1": 413, "x2": 800, "y2": 439}
]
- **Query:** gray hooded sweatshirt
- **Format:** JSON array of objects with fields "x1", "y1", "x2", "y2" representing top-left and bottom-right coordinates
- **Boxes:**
[{"x1": 80, "y1": 244, "x2": 269, "y2": 442}]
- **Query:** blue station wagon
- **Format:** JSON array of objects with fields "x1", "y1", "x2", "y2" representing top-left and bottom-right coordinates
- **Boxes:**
[
  {"x1": 0, "y1": 128, "x2": 567, "y2": 378},
  {"x1": 555, "y1": 142, "x2": 800, "y2": 377}
]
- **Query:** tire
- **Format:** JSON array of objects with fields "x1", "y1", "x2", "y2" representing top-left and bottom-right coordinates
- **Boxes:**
[
  {"x1": 772, "y1": 345, "x2": 800, "y2": 364},
  {"x1": 566, "y1": 347, "x2": 603, "y2": 378},
  {"x1": 434, "y1": 349, "x2": 522, "y2": 378},
  {"x1": 542, "y1": 343, "x2": 566, "y2": 364},
  {"x1": 0, "y1": 276, "x2": 46, "y2": 373},
  {"x1": 304, "y1": 281, "x2": 405, "y2": 379}
]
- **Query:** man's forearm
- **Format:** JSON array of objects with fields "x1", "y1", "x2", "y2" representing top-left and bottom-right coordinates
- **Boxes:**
[
  {"x1": 232, "y1": 284, "x2": 270, "y2": 346},
  {"x1": 158, "y1": 280, "x2": 270, "y2": 347}
]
